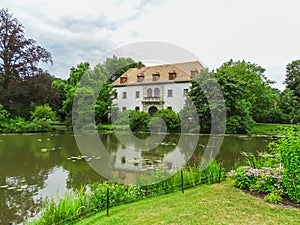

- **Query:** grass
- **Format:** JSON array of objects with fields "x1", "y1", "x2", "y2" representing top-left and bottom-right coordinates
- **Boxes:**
[
  {"x1": 249, "y1": 123, "x2": 300, "y2": 135},
  {"x1": 74, "y1": 181, "x2": 300, "y2": 225}
]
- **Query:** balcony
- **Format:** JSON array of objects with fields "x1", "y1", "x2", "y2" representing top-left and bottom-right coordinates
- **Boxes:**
[{"x1": 142, "y1": 96, "x2": 164, "y2": 103}]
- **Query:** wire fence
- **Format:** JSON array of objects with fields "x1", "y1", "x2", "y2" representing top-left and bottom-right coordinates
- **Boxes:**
[{"x1": 34, "y1": 162, "x2": 225, "y2": 225}]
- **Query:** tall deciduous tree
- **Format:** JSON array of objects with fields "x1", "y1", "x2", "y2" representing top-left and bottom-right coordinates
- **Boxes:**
[
  {"x1": 64, "y1": 57, "x2": 143, "y2": 126},
  {"x1": 189, "y1": 60, "x2": 277, "y2": 134},
  {"x1": 285, "y1": 60, "x2": 300, "y2": 98},
  {"x1": 0, "y1": 8, "x2": 52, "y2": 87}
]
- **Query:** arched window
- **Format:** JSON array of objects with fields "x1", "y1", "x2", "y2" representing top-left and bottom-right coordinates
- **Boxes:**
[
  {"x1": 147, "y1": 88, "x2": 152, "y2": 97},
  {"x1": 154, "y1": 88, "x2": 160, "y2": 97}
]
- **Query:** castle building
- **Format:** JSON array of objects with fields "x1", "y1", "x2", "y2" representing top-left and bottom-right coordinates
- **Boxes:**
[{"x1": 112, "y1": 61, "x2": 204, "y2": 115}]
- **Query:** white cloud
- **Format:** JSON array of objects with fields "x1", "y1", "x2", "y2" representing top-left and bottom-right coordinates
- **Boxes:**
[{"x1": 1, "y1": 0, "x2": 300, "y2": 89}]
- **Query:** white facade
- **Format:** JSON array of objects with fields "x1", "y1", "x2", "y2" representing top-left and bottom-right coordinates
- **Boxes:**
[
  {"x1": 111, "y1": 61, "x2": 204, "y2": 115},
  {"x1": 112, "y1": 82, "x2": 191, "y2": 113}
]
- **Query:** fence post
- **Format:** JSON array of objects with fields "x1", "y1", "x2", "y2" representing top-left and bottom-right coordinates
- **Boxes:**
[
  {"x1": 218, "y1": 162, "x2": 222, "y2": 183},
  {"x1": 106, "y1": 187, "x2": 109, "y2": 217},
  {"x1": 181, "y1": 170, "x2": 184, "y2": 194}
]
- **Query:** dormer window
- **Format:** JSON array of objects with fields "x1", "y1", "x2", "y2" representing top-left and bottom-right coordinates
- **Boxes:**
[
  {"x1": 152, "y1": 72, "x2": 160, "y2": 81},
  {"x1": 137, "y1": 73, "x2": 144, "y2": 82},
  {"x1": 190, "y1": 68, "x2": 199, "y2": 78},
  {"x1": 120, "y1": 75, "x2": 127, "y2": 84},
  {"x1": 169, "y1": 70, "x2": 176, "y2": 80}
]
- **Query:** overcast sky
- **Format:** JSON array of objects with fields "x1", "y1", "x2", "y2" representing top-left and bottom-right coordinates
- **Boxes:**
[{"x1": 2, "y1": 0, "x2": 300, "y2": 90}]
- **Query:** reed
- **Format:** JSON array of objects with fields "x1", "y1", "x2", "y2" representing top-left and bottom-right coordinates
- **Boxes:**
[{"x1": 28, "y1": 160, "x2": 224, "y2": 225}]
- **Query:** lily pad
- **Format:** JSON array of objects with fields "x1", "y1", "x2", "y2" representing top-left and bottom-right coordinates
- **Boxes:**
[
  {"x1": 7, "y1": 186, "x2": 16, "y2": 190},
  {"x1": 41, "y1": 148, "x2": 48, "y2": 152}
]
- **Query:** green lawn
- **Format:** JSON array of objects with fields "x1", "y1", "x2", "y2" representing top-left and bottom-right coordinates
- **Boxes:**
[
  {"x1": 249, "y1": 123, "x2": 300, "y2": 135},
  {"x1": 74, "y1": 182, "x2": 300, "y2": 225}
]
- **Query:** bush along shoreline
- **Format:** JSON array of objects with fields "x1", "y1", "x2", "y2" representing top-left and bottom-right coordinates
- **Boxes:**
[
  {"x1": 28, "y1": 161, "x2": 225, "y2": 225},
  {"x1": 0, "y1": 104, "x2": 63, "y2": 133},
  {"x1": 228, "y1": 127, "x2": 300, "y2": 205}
]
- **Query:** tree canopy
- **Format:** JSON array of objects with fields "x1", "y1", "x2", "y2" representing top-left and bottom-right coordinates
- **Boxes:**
[
  {"x1": 0, "y1": 9, "x2": 52, "y2": 86},
  {"x1": 285, "y1": 60, "x2": 300, "y2": 98},
  {"x1": 189, "y1": 60, "x2": 277, "y2": 134}
]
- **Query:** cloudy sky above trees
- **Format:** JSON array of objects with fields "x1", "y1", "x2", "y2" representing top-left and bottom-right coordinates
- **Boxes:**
[{"x1": 2, "y1": 0, "x2": 300, "y2": 90}]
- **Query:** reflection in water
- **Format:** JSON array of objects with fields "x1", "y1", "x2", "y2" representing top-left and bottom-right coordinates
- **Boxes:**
[
  {"x1": 0, "y1": 131, "x2": 272, "y2": 224},
  {"x1": 33, "y1": 166, "x2": 69, "y2": 203}
]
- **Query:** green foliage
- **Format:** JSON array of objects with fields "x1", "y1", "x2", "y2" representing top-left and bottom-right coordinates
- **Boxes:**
[
  {"x1": 285, "y1": 59, "x2": 300, "y2": 98},
  {"x1": 277, "y1": 88, "x2": 300, "y2": 123},
  {"x1": 112, "y1": 109, "x2": 131, "y2": 125},
  {"x1": 264, "y1": 190, "x2": 283, "y2": 204},
  {"x1": 189, "y1": 60, "x2": 277, "y2": 134},
  {"x1": 30, "y1": 162, "x2": 224, "y2": 224},
  {"x1": 64, "y1": 57, "x2": 141, "y2": 126},
  {"x1": 268, "y1": 128, "x2": 300, "y2": 203},
  {"x1": 150, "y1": 109, "x2": 180, "y2": 133},
  {"x1": 129, "y1": 110, "x2": 151, "y2": 132},
  {"x1": 0, "y1": 104, "x2": 9, "y2": 121},
  {"x1": 31, "y1": 104, "x2": 56, "y2": 121},
  {"x1": 228, "y1": 166, "x2": 284, "y2": 194}
]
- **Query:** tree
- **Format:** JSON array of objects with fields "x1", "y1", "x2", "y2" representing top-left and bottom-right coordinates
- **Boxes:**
[
  {"x1": 277, "y1": 88, "x2": 300, "y2": 123},
  {"x1": 2, "y1": 73, "x2": 61, "y2": 119},
  {"x1": 189, "y1": 60, "x2": 277, "y2": 134},
  {"x1": 63, "y1": 62, "x2": 90, "y2": 125},
  {"x1": 0, "y1": 9, "x2": 52, "y2": 87},
  {"x1": 102, "y1": 55, "x2": 144, "y2": 82},
  {"x1": 285, "y1": 60, "x2": 300, "y2": 98},
  {"x1": 64, "y1": 57, "x2": 143, "y2": 126}
]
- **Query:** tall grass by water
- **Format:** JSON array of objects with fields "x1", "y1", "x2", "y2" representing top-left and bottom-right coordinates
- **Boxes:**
[{"x1": 28, "y1": 160, "x2": 224, "y2": 225}]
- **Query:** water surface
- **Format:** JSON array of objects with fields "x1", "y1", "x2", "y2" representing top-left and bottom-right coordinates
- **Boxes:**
[{"x1": 0, "y1": 130, "x2": 274, "y2": 224}]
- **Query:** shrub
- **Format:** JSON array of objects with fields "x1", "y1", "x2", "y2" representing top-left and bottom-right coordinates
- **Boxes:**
[
  {"x1": 112, "y1": 110, "x2": 131, "y2": 125},
  {"x1": 29, "y1": 162, "x2": 224, "y2": 224},
  {"x1": 129, "y1": 110, "x2": 151, "y2": 132},
  {"x1": 31, "y1": 104, "x2": 56, "y2": 121},
  {"x1": 150, "y1": 109, "x2": 180, "y2": 133},
  {"x1": 269, "y1": 127, "x2": 300, "y2": 203},
  {"x1": 264, "y1": 191, "x2": 283, "y2": 204},
  {"x1": 228, "y1": 166, "x2": 284, "y2": 194},
  {"x1": 0, "y1": 104, "x2": 10, "y2": 121}
]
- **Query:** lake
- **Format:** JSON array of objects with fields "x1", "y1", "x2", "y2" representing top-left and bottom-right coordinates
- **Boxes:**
[{"x1": 0, "y1": 130, "x2": 275, "y2": 224}]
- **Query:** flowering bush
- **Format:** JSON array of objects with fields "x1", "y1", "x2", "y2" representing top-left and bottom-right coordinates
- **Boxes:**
[
  {"x1": 228, "y1": 166, "x2": 284, "y2": 197},
  {"x1": 268, "y1": 127, "x2": 300, "y2": 204}
]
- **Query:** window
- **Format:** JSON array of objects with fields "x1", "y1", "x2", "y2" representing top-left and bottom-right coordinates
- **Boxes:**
[
  {"x1": 135, "y1": 106, "x2": 140, "y2": 111},
  {"x1": 154, "y1": 88, "x2": 160, "y2": 97},
  {"x1": 183, "y1": 89, "x2": 189, "y2": 96},
  {"x1": 167, "y1": 106, "x2": 172, "y2": 110},
  {"x1": 152, "y1": 72, "x2": 160, "y2": 81},
  {"x1": 169, "y1": 70, "x2": 176, "y2": 80},
  {"x1": 122, "y1": 92, "x2": 127, "y2": 99},
  {"x1": 137, "y1": 73, "x2": 144, "y2": 82},
  {"x1": 122, "y1": 107, "x2": 127, "y2": 111},
  {"x1": 114, "y1": 92, "x2": 118, "y2": 99},
  {"x1": 120, "y1": 76, "x2": 127, "y2": 84},
  {"x1": 147, "y1": 88, "x2": 152, "y2": 97},
  {"x1": 135, "y1": 91, "x2": 140, "y2": 98},
  {"x1": 167, "y1": 89, "x2": 173, "y2": 97},
  {"x1": 190, "y1": 68, "x2": 199, "y2": 78}
]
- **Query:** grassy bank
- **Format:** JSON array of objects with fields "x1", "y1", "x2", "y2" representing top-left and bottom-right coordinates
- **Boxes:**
[
  {"x1": 74, "y1": 181, "x2": 300, "y2": 225},
  {"x1": 98, "y1": 123, "x2": 300, "y2": 135},
  {"x1": 249, "y1": 123, "x2": 300, "y2": 135}
]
